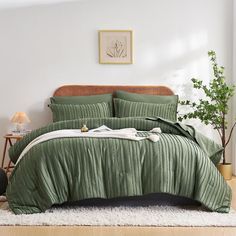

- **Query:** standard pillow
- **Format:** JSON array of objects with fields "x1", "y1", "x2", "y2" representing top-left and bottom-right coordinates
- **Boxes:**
[
  {"x1": 49, "y1": 102, "x2": 112, "y2": 122},
  {"x1": 114, "y1": 98, "x2": 177, "y2": 121},
  {"x1": 115, "y1": 90, "x2": 178, "y2": 104},
  {"x1": 50, "y1": 94, "x2": 113, "y2": 115}
]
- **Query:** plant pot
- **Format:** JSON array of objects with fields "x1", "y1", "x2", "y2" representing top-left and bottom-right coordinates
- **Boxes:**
[{"x1": 217, "y1": 163, "x2": 232, "y2": 180}]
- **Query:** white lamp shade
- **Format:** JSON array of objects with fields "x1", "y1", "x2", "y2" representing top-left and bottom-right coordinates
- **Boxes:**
[{"x1": 11, "y1": 112, "x2": 30, "y2": 124}]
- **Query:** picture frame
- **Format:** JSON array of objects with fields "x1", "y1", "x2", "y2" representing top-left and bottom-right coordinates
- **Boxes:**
[{"x1": 99, "y1": 30, "x2": 133, "y2": 64}]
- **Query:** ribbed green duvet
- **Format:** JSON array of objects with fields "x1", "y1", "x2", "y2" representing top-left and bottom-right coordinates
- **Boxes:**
[{"x1": 6, "y1": 117, "x2": 231, "y2": 214}]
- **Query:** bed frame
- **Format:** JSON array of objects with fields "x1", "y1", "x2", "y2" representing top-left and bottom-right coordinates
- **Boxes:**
[{"x1": 53, "y1": 85, "x2": 174, "y2": 96}]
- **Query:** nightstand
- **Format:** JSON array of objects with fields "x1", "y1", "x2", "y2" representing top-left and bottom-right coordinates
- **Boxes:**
[{"x1": 1, "y1": 134, "x2": 23, "y2": 173}]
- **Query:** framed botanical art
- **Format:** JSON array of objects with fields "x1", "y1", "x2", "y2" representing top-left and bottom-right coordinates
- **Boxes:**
[{"x1": 99, "y1": 30, "x2": 133, "y2": 64}]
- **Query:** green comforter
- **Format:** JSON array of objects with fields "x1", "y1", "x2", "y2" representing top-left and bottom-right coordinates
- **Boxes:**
[{"x1": 6, "y1": 117, "x2": 231, "y2": 214}]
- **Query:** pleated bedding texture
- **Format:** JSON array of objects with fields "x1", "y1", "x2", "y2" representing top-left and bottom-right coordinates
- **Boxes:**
[{"x1": 6, "y1": 117, "x2": 231, "y2": 214}]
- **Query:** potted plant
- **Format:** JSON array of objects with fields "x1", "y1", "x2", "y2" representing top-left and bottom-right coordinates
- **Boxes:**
[{"x1": 179, "y1": 50, "x2": 236, "y2": 180}]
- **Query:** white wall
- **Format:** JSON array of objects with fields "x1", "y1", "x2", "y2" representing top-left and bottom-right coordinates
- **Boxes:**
[
  {"x1": 0, "y1": 0, "x2": 234, "y2": 167},
  {"x1": 233, "y1": 0, "x2": 236, "y2": 174}
]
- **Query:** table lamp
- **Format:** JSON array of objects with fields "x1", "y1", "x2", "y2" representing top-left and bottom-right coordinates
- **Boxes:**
[{"x1": 11, "y1": 112, "x2": 30, "y2": 133}]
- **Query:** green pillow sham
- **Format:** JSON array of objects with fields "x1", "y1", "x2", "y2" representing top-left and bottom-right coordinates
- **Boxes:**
[
  {"x1": 50, "y1": 93, "x2": 112, "y2": 105},
  {"x1": 115, "y1": 90, "x2": 178, "y2": 104},
  {"x1": 50, "y1": 94, "x2": 113, "y2": 115},
  {"x1": 49, "y1": 102, "x2": 112, "y2": 122},
  {"x1": 114, "y1": 98, "x2": 177, "y2": 121}
]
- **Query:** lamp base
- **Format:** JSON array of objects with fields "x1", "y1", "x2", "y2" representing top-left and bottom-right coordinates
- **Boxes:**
[{"x1": 16, "y1": 123, "x2": 23, "y2": 132}]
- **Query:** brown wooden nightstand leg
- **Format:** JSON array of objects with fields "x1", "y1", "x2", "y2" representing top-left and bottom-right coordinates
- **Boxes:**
[
  {"x1": 6, "y1": 138, "x2": 13, "y2": 173},
  {"x1": 9, "y1": 139, "x2": 13, "y2": 146},
  {"x1": 1, "y1": 138, "x2": 9, "y2": 168},
  {"x1": 2, "y1": 135, "x2": 21, "y2": 173}
]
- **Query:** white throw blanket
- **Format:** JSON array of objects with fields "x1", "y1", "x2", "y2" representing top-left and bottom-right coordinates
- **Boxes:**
[{"x1": 15, "y1": 125, "x2": 161, "y2": 166}]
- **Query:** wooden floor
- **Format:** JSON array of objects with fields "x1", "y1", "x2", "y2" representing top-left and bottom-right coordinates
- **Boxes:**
[
  {"x1": 0, "y1": 177, "x2": 236, "y2": 236},
  {"x1": 0, "y1": 226, "x2": 236, "y2": 236}
]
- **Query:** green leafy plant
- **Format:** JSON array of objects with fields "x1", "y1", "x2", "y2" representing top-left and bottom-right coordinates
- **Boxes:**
[{"x1": 179, "y1": 51, "x2": 236, "y2": 164}]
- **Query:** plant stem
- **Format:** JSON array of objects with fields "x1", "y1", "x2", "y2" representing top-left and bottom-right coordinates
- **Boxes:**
[
  {"x1": 225, "y1": 121, "x2": 236, "y2": 147},
  {"x1": 222, "y1": 113, "x2": 226, "y2": 164}
]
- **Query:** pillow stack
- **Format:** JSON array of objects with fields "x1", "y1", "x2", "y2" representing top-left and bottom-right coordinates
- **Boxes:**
[
  {"x1": 49, "y1": 90, "x2": 178, "y2": 122},
  {"x1": 114, "y1": 90, "x2": 178, "y2": 122},
  {"x1": 49, "y1": 94, "x2": 113, "y2": 122}
]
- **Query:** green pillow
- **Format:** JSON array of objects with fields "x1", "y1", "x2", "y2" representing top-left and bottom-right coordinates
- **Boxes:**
[
  {"x1": 115, "y1": 90, "x2": 178, "y2": 104},
  {"x1": 50, "y1": 94, "x2": 113, "y2": 115},
  {"x1": 50, "y1": 94, "x2": 112, "y2": 105},
  {"x1": 49, "y1": 102, "x2": 112, "y2": 122},
  {"x1": 114, "y1": 98, "x2": 177, "y2": 121}
]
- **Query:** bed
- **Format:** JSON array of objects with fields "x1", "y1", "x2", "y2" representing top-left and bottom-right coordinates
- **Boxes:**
[{"x1": 6, "y1": 85, "x2": 232, "y2": 214}]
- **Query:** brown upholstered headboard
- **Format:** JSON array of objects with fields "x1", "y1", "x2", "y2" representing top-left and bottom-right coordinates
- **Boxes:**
[{"x1": 53, "y1": 85, "x2": 174, "y2": 96}]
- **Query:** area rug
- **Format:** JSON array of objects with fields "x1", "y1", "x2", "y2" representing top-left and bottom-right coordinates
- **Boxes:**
[{"x1": 0, "y1": 202, "x2": 236, "y2": 226}]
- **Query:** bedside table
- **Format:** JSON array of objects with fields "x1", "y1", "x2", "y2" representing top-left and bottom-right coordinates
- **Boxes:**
[{"x1": 1, "y1": 134, "x2": 23, "y2": 173}]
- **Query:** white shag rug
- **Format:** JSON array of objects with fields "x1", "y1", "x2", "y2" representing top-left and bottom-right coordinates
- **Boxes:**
[{"x1": 0, "y1": 202, "x2": 236, "y2": 226}]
